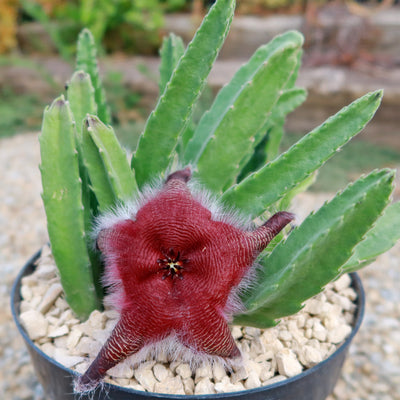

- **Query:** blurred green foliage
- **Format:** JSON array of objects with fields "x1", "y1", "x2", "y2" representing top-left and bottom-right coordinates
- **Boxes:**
[
  {"x1": 19, "y1": 0, "x2": 189, "y2": 59},
  {"x1": 0, "y1": 58, "x2": 146, "y2": 141},
  {"x1": 0, "y1": 86, "x2": 43, "y2": 137}
]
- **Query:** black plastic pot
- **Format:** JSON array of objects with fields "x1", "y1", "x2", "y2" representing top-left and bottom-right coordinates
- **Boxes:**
[{"x1": 12, "y1": 250, "x2": 365, "y2": 400}]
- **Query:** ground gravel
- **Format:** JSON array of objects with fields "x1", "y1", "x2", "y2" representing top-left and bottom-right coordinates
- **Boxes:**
[{"x1": 1, "y1": 132, "x2": 399, "y2": 400}]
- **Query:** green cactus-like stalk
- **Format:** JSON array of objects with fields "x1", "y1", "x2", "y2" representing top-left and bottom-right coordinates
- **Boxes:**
[
  {"x1": 66, "y1": 70, "x2": 104, "y2": 300},
  {"x1": 67, "y1": 71, "x2": 98, "y2": 137},
  {"x1": 234, "y1": 169, "x2": 394, "y2": 327},
  {"x1": 235, "y1": 87, "x2": 307, "y2": 182},
  {"x1": 81, "y1": 119, "x2": 116, "y2": 213},
  {"x1": 342, "y1": 201, "x2": 400, "y2": 273},
  {"x1": 66, "y1": 71, "x2": 98, "y2": 224},
  {"x1": 132, "y1": 0, "x2": 235, "y2": 187},
  {"x1": 39, "y1": 96, "x2": 100, "y2": 320},
  {"x1": 222, "y1": 90, "x2": 383, "y2": 218},
  {"x1": 67, "y1": 70, "x2": 115, "y2": 213},
  {"x1": 195, "y1": 44, "x2": 302, "y2": 193},
  {"x1": 183, "y1": 31, "x2": 303, "y2": 168},
  {"x1": 158, "y1": 33, "x2": 185, "y2": 96},
  {"x1": 86, "y1": 116, "x2": 138, "y2": 203},
  {"x1": 76, "y1": 29, "x2": 111, "y2": 125}
]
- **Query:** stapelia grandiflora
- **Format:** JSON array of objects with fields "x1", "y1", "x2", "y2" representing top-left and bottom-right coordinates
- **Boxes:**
[{"x1": 76, "y1": 168, "x2": 294, "y2": 392}]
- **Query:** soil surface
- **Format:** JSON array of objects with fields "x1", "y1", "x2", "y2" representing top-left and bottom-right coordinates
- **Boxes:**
[{"x1": 1, "y1": 132, "x2": 400, "y2": 399}]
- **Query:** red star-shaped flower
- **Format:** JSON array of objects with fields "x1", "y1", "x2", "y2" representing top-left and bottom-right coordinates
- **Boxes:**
[{"x1": 76, "y1": 168, "x2": 294, "y2": 391}]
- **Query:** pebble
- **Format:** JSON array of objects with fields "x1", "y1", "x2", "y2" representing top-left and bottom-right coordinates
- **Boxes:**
[
  {"x1": 66, "y1": 328, "x2": 83, "y2": 351},
  {"x1": 153, "y1": 363, "x2": 171, "y2": 382},
  {"x1": 154, "y1": 376, "x2": 185, "y2": 394},
  {"x1": 327, "y1": 325, "x2": 352, "y2": 344},
  {"x1": 108, "y1": 360, "x2": 134, "y2": 379},
  {"x1": 312, "y1": 320, "x2": 328, "y2": 341},
  {"x1": 53, "y1": 348, "x2": 84, "y2": 368},
  {"x1": 259, "y1": 363, "x2": 274, "y2": 382},
  {"x1": 212, "y1": 362, "x2": 227, "y2": 382},
  {"x1": 262, "y1": 375, "x2": 287, "y2": 386},
  {"x1": 175, "y1": 363, "x2": 192, "y2": 379},
  {"x1": 2, "y1": 132, "x2": 400, "y2": 399},
  {"x1": 19, "y1": 309, "x2": 48, "y2": 340},
  {"x1": 48, "y1": 325, "x2": 69, "y2": 338},
  {"x1": 195, "y1": 378, "x2": 216, "y2": 394},
  {"x1": 182, "y1": 377, "x2": 195, "y2": 394},
  {"x1": 231, "y1": 366, "x2": 248, "y2": 383},
  {"x1": 276, "y1": 349, "x2": 303, "y2": 377},
  {"x1": 214, "y1": 376, "x2": 245, "y2": 393},
  {"x1": 40, "y1": 342, "x2": 56, "y2": 358},
  {"x1": 134, "y1": 363, "x2": 157, "y2": 392},
  {"x1": 37, "y1": 283, "x2": 63, "y2": 314},
  {"x1": 231, "y1": 325, "x2": 243, "y2": 339},
  {"x1": 245, "y1": 370, "x2": 262, "y2": 389},
  {"x1": 333, "y1": 274, "x2": 352, "y2": 292},
  {"x1": 298, "y1": 344, "x2": 324, "y2": 367},
  {"x1": 194, "y1": 363, "x2": 213, "y2": 383}
]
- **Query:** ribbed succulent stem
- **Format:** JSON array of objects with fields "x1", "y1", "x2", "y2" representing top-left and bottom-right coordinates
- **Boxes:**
[
  {"x1": 39, "y1": 96, "x2": 101, "y2": 320},
  {"x1": 222, "y1": 90, "x2": 384, "y2": 218},
  {"x1": 158, "y1": 33, "x2": 185, "y2": 96},
  {"x1": 67, "y1": 70, "x2": 104, "y2": 301},
  {"x1": 76, "y1": 28, "x2": 111, "y2": 125},
  {"x1": 86, "y1": 116, "x2": 138, "y2": 203},
  {"x1": 132, "y1": 0, "x2": 236, "y2": 187},
  {"x1": 234, "y1": 169, "x2": 394, "y2": 328}
]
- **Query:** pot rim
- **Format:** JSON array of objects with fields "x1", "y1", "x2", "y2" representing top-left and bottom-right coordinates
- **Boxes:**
[{"x1": 11, "y1": 248, "x2": 365, "y2": 399}]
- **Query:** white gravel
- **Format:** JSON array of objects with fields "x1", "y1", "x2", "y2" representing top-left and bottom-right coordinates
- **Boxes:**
[{"x1": 1, "y1": 132, "x2": 400, "y2": 399}]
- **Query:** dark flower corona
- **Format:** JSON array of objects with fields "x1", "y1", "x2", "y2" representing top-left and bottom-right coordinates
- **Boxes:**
[{"x1": 76, "y1": 168, "x2": 294, "y2": 392}]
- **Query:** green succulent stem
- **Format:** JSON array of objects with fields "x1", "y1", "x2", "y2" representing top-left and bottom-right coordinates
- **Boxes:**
[
  {"x1": 86, "y1": 116, "x2": 138, "y2": 203},
  {"x1": 159, "y1": 33, "x2": 185, "y2": 96},
  {"x1": 195, "y1": 43, "x2": 302, "y2": 193},
  {"x1": 66, "y1": 70, "x2": 104, "y2": 301},
  {"x1": 76, "y1": 29, "x2": 111, "y2": 125},
  {"x1": 184, "y1": 31, "x2": 304, "y2": 169},
  {"x1": 222, "y1": 90, "x2": 383, "y2": 218},
  {"x1": 40, "y1": 96, "x2": 101, "y2": 320},
  {"x1": 234, "y1": 169, "x2": 394, "y2": 327},
  {"x1": 132, "y1": 0, "x2": 235, "y2": 187}
]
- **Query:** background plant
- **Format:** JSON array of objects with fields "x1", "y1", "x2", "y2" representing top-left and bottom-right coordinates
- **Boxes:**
[
  {"x1": 40, "y1": 0, "x2": 400, "y2": 323},
  {"x1": 19, "y1": 0, "x2": 189, "y2": 59}
]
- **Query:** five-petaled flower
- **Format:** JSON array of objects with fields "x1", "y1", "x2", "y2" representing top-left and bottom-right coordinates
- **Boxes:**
[{"x1": 76, "y1": 167, "x2": 294, "y2": 392}]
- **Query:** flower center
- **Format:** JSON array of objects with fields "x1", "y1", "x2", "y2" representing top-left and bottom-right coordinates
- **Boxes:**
[{"x1": 157, "y1": 249, "x2": 188, "y2": 280}]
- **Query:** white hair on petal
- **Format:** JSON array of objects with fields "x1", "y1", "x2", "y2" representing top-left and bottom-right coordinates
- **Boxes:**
[
  {"x1": 226, "y1": 260, "x2": 261, "y2": 320},
  {"x1": 74, "y1": 372, "x2": 110, "y2": 397},
  {"x1": 135, "y1": 175, "x2": 164, "y2": 208},
  {"x1": 102, "y1": 280, "x2": 124, "y2": 313},
  {"x1": 90, "y1": 175, "x2": 166, "y2": 243},
  {"x1": 91, "y1": 200, "x2": 138, "y2": 243},
  {"x1": 187, "y1": 178, "x2": 253, "y2": 230}
]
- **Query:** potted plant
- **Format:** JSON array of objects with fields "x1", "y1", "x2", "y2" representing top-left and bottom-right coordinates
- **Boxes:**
[{"x1": 11, "y1": 0, "x2": 400, "y2": 399}]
